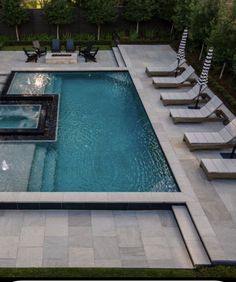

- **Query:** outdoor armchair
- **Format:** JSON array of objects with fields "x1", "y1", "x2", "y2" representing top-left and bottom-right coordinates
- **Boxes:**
[{"x1": 32, "y1": 40, "x2": 47, "y2": 57}]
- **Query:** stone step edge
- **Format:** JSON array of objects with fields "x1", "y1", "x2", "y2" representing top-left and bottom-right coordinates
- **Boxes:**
[
  {"x1": 172, "y1": 205, "x2": 211, "y2": 267},
  {"x1": 112, "y1": 47, "x2": 126, "y2": 67}
]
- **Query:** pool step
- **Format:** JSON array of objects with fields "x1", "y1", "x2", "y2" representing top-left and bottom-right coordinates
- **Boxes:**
[
  {"x1": 28, "y1": 145, "x2": 47, "y2": 192},
  {"x1": 172, "y1": 205, "x2": 211, "y2": 266},
  {"x1": 41, "y1": 145, "x2": 57, "y2": 192},
  {"x1": 112, "y1": 47, "x2": 126, "y2": 67}
]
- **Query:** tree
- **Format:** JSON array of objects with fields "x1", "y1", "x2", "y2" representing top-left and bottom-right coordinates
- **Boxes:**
[
  {"x1": 125, "y1": 0, "x2": 157, "y2": 35},
  {"x1": 1, "y1": 0, "x2": 28, "y2": 41},
  {"x1": 172, "y1": 0, "x2": 193, "y2": 32},
  {"x1": 84, "y1": 0, "x2": 117, "y2": 40},
  {"x1": 190, "y1": 0, "x2": 222, "y2": 60},
  {"x1": 208, "y1": 6, "x2": 236, "y2": 79},
  {"x1": 44, "y1": 0, "x2": 74, "y2": 39}
]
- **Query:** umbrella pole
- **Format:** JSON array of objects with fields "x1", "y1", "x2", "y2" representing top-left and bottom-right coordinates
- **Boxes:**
[
  {"x1": 189, "y1": 85, "x2": 202, "y2": 109},
  {"x1": 175, "y1": 58, "x2": 180, "y2": 77}
]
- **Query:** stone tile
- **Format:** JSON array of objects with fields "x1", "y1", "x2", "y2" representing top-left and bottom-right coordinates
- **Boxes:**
[
  {"x1": 68, "y1": 226, "x2": 93, "y2": 248},
  {"x1": 19, "y1": 226, "x2": 45, "y2": 247},
  {"x1": 68, "y1": 210, "x2": 91, "y2": 226},
  {"x1": 159, "y1": 210, "x2": 178, "y2": 227},
  {"x1": 95, "y1": 259, "x2": 122, "y2": 267},
  {"x1": 121, "y1": 259, "x2": 148, "y2": 268},
  {"x1": 0, "y1": 236, "x2": 19, "y2": 259},
  {"x1": 0, "y1": 259, "x2": 16, "y2": 267},
  {"x1": 119, "y1": 247, "x2": 146, "y2": 261},
  {"x1": 117, "y1": 226, "x2": 143, "y2": 248},
  {"x1": 22, "y1": 210, "x2": 46, "y2": 226},
  {"x1": 148, "y1": 259, "x2": 176, "y2": 268},
  {"x1": 0, "y1": 211, "x2": 24, "y2": 236},
  {"x1": 16, "y1": 247, "x2": 43, "y2": 267},
  {"x1": 93, "y1": 236, "x2": 120, "y2": 260},
  {"x1": 43, "y1": 236, "x2": 68, "y2": 261},
  {"x1": 91, "y1": 210, "x2": 116, "y2": 237},
  {"x1": 45, "y1": 210, "x2": 68, "y2": 237},
  {"x1": 69, "y1": 247, "x2": 94, "y2": 267},
  {"x1": 136, "y1": 211, "x2": 164, "y2": 237},
  {"x1": 113, "y1": 211, "x2": 138, "y2": 226}
]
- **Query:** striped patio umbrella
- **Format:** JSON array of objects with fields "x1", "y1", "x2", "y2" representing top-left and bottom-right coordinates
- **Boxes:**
[
  {"x1": 194, "y1": 47, "x2": 214, "y2": 108},
  {"x1": 197, "y1": 47, "x2": 214, "y2": 89},
  {"x1": 177, "y1": 27, "x2": 188, "y2": 66}
]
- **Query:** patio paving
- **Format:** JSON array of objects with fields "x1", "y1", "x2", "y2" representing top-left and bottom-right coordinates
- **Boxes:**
[
  {"x1": 0, "y1": 210, "x2": 192, "y2": 268},
  {"x1": 118, "y1": 44, "x2": 236, "y2": 261}
]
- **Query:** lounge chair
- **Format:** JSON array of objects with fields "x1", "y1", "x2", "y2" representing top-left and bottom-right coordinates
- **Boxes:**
[
  {"x1": 146, "y1": 59, "x2": 186, "y2": 77},
  {"x1": 200, "y1": 158, "x2": 236, "y2": 180},
  {"x1": 160, "y1": 84, "x2": 208, "y2": 106},
  {"x1": 23, "y1": 48, "x2": 38, "y2": 63},
  {"x1": 83, "y1": 47, "x2": 99, "y2": 62},
  {"x1": 169, "y1": 96, "x2": 225, "y2": 123},
  {"x1": 51, "y1": 39, "x2": 61, "y2": 52},
  {"x1": 32, "y1": 40, "x2": 47, "y2": 57},
  {"x1": 183, "y1": 118, "x2": 236, "y2": 151},
  {"x1": 66, "y1": 39, "x2": 75, "y2": 52},
  {"x1": 152, "y1": 66, "x2": 195, "y2": 88}
]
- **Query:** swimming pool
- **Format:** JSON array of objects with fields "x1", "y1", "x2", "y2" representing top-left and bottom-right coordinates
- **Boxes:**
[{"x1": 0, "y1": 71, "x2": 178, "y2": 192}]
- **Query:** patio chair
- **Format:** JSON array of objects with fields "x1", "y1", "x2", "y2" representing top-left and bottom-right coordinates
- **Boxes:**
[
  {"x1": 152, "y1": 66, "x2": 195, "y2": 88},
  {"x1": 78, "y1": 42, "x2": 94, "y2": 56},
  {"x1": 66, "y1": 39, "x2": 76, "y2": 52},
  {"x1": 160, "y1": 84, "x2": 208, "y2": 106},
  {"x1": 200, "y1": 158, "x2": 236, "y2": 180},
  {"x1": 32, "y1": 40, "x2": 47, "y2": 57},
  {"x1": 183, "y1": 118, "x2": 236, "y2": 151},
  {"x1": 51, "y1": 39, "x2": 61, "y2": 52},
  {"x1": 146, "y1": 59, "x2": 186, "y2": 77},
  {"x1": 23, "y1": 48, "x2": 38, "y2": 63},
  {"x1": 83, "y1": 47, "x2": 99, "y2": 62},
  {"x1": 169, "y1": 96, "x2": 226, "y2": 123}
]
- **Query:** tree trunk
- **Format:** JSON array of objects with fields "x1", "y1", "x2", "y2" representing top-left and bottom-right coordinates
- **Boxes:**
[
  {"x1": 170, "y1": 22, "x2": 174, "y2": 34},
  {"x1": 57, "y1": 24, "x2": 59, "y2": 40},
  {"x1": 136, "y1": 22, "x2": 139, "y2": 34},
  {"x1": 199, "y1": 42, "x2": 204, "y2": 60},
  {"x1": 97, "y1": 24, "x2": 101, "y2": 40},
  {"x1": 219, "y1": 62, "x2": 226, "y2": 79},
  {"x1": 15, "y1": 25, "x2": 20, "y2": 41}
]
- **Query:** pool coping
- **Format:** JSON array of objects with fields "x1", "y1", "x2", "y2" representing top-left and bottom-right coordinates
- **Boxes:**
[{"x1": 0, "y1": 64, "x2": 229, "y2": 265}]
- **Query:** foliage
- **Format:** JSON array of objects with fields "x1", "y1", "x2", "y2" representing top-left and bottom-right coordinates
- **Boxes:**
[
  {"x1": 44, "y1": 0, "x2": 74, "y2": 39},
  {"x1": 172, "y1": 0, "x2": 193, "y2": 32},
  {"x1": 155, "y1": 0, "x2": 176, "y2": 21},
  {"x1": 0, "y1": 0, "x2": 28, "y2": 27},
  {"x1": 208, "y1": 6, "x2": 236, "y2": 66},
  {"x1": 83, "y1": 0, "x2": 117, "y2": 40},
  {"x1": 0, "y1": 0, "x2": 29, "y2": 41},
  {"x1": 125, "y1": 0, "x2": 156, "y2": 34},
  {"x1": 190, "y1": 0, "x2": 222, "y2": 47},
  {"x1": 44, "y1": 0, "x2": 74, "y2": 26},
  {"x1": 21, "y1": 33, "x2": 54, "y2": 41}
]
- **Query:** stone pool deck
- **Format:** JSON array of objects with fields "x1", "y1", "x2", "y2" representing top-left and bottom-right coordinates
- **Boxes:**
[{"x1": 0, "y1": 46, "x2": 236, "y2": 267}]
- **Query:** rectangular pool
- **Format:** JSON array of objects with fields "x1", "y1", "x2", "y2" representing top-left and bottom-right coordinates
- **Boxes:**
[{"x1": 0, "y1": 71, "x2": 179, "y2": 192}]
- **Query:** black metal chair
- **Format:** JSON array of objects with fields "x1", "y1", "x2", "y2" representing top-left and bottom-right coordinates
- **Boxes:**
[
  {"x1": 51, "y1": 39, "x2": 61, "y2": 52},
  {"x1": 83, "y1": 47, "x2": 99, "y2": 62},
  {"x1": 32, "y1": 40, "x2": 47, "y2": 57},
  {"x1": 78, "y1": 42, "x2": 94, "y2": 56},
  {"x1": 23, "y1": 48, "x2": 38, "y2": 63}
]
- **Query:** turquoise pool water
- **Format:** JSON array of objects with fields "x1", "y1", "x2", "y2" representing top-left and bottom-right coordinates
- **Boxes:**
[{"x1": 2, "y1": 71, "x2": 178, "y2": 192}]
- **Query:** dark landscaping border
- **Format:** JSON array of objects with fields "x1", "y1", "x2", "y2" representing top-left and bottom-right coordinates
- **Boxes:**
[{"x1": 0, "y1": 266, "x2": 236, "y2": 278}]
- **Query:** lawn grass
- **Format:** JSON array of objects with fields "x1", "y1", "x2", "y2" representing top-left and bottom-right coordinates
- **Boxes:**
[{"x1": 0, "y1": 266, "x2": 236, "y2": 278}]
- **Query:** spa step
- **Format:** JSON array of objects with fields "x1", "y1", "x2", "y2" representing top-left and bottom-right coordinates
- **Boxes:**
[
  {"x1": 172, "y1": 205, "x2": 211, "y2": 266},
  {"x1": 112, "y1": 47, "x2": 126, "y2": 67},
  {"x1": 28, "y1": 145, "x2": 47, "y2": 192},
  {"x1": 42, "y1": 145, "x2": 57, "y2": 192},
  {"x1": 0, "y1": 76, "x2": 7, "y2": 84}
]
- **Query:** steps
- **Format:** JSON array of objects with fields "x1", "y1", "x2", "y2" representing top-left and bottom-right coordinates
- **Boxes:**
[
  {"x1": 41, "y1": 144, "x2": 57, "y2": 192},
  {"x1": 0, "y1": 72, "x2": 11, "y2": 94},
  {"x1": 112, "y1": 47, "x2": 126, "y2": 67},
  {"x1": 27, "y1": 145, "x2": 47, "y2": 191},
  {"x1": 172, "y1": 205, "x2": 211, "y2": 266}
]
